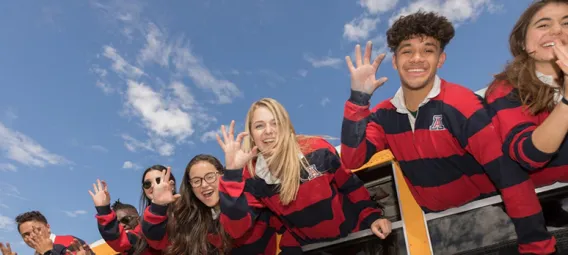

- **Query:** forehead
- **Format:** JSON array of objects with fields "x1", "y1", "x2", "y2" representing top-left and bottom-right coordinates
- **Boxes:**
[
  {"x1": 144, "y1": 170, "x2": 161, "y2": 180},
  {"x1": 189, "y1": 161, "x2": 217, "y2": 177},
  {"x1": 532, "y1": 3, "x2": 568, "y2": 23},
  {"x1": 252, "y1": 106, "x2": 274, "y2": 122},
  {"x1": 19, "y1": 221, "x2": 46, "y2": 233},
  {"x1": 399, "y1": 35, "x2": 440, "y2": 48}
]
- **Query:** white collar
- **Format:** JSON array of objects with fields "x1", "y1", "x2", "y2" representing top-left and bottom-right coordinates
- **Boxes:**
[
  {"x1": 536, "y1": 71, "x2": 563, "y2": 103},
  {"x1": 255, "y1": 154, "x2": 281, "y2": 184},
  {"x1": 390, "y1": 75, "x2": 442, "y2": 114},
  {"x1": 211, "y1": 208, "x2": 219, "y2": 220}
]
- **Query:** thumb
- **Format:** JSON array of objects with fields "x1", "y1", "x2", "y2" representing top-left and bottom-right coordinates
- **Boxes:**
[
  {"x1": 173, "y1": 194, "x2": 181, "y2": 201},
  {"x1": 371, "y1": 224, "x2": 386, "y2": 239}
]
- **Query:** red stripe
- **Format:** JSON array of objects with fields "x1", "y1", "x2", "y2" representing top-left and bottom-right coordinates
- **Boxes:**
[
  {"x1": 367, "y1": 121, "x2": 387, "y2": 150},
  {"x1": 95, "y1": 211, "x2": 117, "y2": 225},
  {"x1": 390, "y1": 129, "x2": 465, "y2": 162},
  {"x1": 143, "y1": 206, "x2": 166, "y2": 225},
  {"x1": 220, "y1": 214, "x2": 254, "y2": 239},
  {"x1": 438, "y1": 81, "x2": 482, "y2": 118},
  {"x1": 530, "y1": 165, "x2": 568, "y2": 187},
  {"x1": 344, "y1": 100, "x2": 371, "y2": 122},
  {"x1": 500, "y1": 180, "x2": 541, "y2": 218},
  {"x1": 353, "y1": 207, "x2": 378, "y2": 232},
  {"x1": 466, "y1": 124, "x2": 502, "y2": 165},
  {"x1": 518, "y1": 237, "x2": 557, "y2": 254},
  {"x1": 266, "y1": 176, "x2": 334, "y2": 215},
  {"x1": 346, "y1": 186, "x2": 376, "y2": 204},
  {"x1": 340, "y1": 144, "x2": 367, "y2": 169}
]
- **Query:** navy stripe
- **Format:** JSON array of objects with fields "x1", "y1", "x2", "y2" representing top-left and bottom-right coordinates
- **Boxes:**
[
  {"x1": 376, "y1": 108, "x2": 413, "y2": 134},
  {"x1": 222, "y1": 169, "x2": 244, "y2": 182},
  {"x1": 219, "y1": 192, "x2": 256, "y2": 220},
  {"x1": 98, "y1": 220, "x2": 120, "y2": 241},
  {"x1": 341, "y1": 117, "x2": 369, "y2": 148},
  {"x1": 487, "y1": 88, "x2": 521, "y2": 112},
  {"x1": 304, "y1": 148, "x2": 340, "y2": 175},
  {"x1": 521, "y1": 133, "x2": 557, "y2": 163},
  {"x1": 141, "y1": 220, "x2": 166, "y2": 241},
  {"x1": 485, "y1": 156, "x2": 531, "y2": 189},
  {"x1": 548, "y1": 137, "x2": 568, "y2": 167},
  {"x1": 511, "y1": 212, "x2": 551, "y2": 244},
  {"x1": 399, "y1": 154, "x2": 485, "y2": 188},
  {"x1": 281, "y1": 188, "x2": 336, "y2": 229},
  {"x1": 230, "y1": 227, "x2": 276, "y2": 255}
]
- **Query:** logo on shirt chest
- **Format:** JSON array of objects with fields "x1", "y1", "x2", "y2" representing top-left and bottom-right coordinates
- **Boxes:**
[
  {"x1": 300, "y1": 164, "x2": 323, "y2": 182},
  {"x1": 429, "y1": 114, "x2": 446, "y2": 131}
]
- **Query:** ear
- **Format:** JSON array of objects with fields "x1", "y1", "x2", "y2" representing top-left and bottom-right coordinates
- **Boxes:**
[
  {"x1": 437, "y1": 52, "x2": 447, "y2": 69},
  {"x1": 391, "y1": 53, "x2": 398, "y2": 70}
]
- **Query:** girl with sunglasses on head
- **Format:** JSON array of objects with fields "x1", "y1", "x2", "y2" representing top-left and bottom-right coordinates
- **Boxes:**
[
  {"x1": 217, "y1": 98, "x2": 392, "y2": 254},
  {"x1": 485, "y1": 0, "x2": 568, "y2": 231},
  {"x1": 89, "y1": 165, "x2": 178, "y2": 255},
  {"x1": 141, "y1": 154, "x2": 279, "y2": 255}
]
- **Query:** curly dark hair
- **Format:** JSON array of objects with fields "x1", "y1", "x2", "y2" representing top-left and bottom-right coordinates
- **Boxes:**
[
  {"x1": 387, "y1": 11, "x2": 455, "y2": 52},
  {"x1": 15, "y1": 211, "x2": 48, "y2": 233},
  {"x1": 111, "y1": 199, "x2": 137, "y2": 212}
]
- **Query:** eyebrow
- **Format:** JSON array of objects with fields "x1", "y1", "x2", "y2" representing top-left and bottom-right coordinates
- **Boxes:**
[{"x1": 534, "y1": 15, "x2": 568, "y2": 25}]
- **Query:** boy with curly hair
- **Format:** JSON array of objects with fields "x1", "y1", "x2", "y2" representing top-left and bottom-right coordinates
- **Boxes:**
[{"x1": 340, "y1": 11, "x2": 556, "y2": 254}]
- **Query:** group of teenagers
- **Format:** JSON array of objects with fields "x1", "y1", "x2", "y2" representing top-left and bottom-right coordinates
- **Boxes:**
[{"x1": 1, "y1": 0, "x2": 568, "y2": 254}]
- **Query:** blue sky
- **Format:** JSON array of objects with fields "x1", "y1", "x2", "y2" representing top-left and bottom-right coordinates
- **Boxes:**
[{"x1": 0, "y1": 0, "x2": 532, "y2": 253}]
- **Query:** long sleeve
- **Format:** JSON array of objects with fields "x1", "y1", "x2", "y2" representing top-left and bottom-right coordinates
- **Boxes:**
[
  {"x1": 219, "y1": 168, "x2": 266, "y2": 239},
  {"x1": 341, "y1": 90, "x2": 388, "y2": 169},
  {"x1": 487, "y1": 83, "x2": 557, "y2": 171},
  {"x1": 95, "y1": 205, "x2": 138, "y2": 253},
  {"x1": 447, "y1": 90, "x2": 555, "y2": 254},
  {"x1": 228, "y1": 210, "x2": 280, "y2": 255},
  {"x1": 141, "y1": 203, "x2": 170, "y2": 250}
]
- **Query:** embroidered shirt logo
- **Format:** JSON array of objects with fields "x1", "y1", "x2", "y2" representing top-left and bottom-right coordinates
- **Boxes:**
[
  {"x1": 300, "y1": 164, "x2": 322, "y2": 182},
  {"x1": 429, "y1": 115, "x2": 446, "y2": 131}
]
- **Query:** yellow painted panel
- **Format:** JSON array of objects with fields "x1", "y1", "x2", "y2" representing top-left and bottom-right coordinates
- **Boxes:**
[{"x1": 90, "y1": 241, "x2": 119, "y2": 255}]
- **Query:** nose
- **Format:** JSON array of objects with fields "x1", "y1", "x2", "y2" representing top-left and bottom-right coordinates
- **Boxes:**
[
  {"x1": 550, "y1": 22, "x2": 563, "y2": 35},
  {"x1": 409, "y1": 51, "x2": 424, "y2": 63},
  {"x1": 265, "y1": 124, "x2": 274, "y2": 135}
]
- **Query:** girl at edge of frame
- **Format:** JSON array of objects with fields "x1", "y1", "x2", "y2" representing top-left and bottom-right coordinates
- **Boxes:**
[
  {"x1": 216, "y1": 98, "x2": 392, "y2": 254},
  {"x1": 141, "y1": 155, "x2": 281, "y2": 255},
  {"x1": 485, "y1": 0, "x2": 568, "y2": 228}
]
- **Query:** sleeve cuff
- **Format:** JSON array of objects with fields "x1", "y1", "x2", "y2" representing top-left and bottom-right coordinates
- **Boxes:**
[
  {"x1": 222, "y1": 168, "x2": 244, "y2": 182},
  {"x1": 349, "y1": 90, "x2": 372, "y2": 106},
  {"x1": 149, "y1": 203, "x2": 169, "y2": 216},
  {"x1": 523, "y1": 135, "x2": 556, "y2": 163},
  {"x1": 95, "y1": 205, "x2": 112, "y2": 215}
]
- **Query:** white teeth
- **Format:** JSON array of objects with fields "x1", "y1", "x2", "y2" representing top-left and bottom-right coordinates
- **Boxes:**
[
  {"x1": 543, "y1": 42, "x2": 555, "y2": 47},
  {"x1": 408, "y1": 69, "x2": 425, "y2": 72},
  {"x1": 263, "y1": 139, "x2": 275, "y2": 143}
]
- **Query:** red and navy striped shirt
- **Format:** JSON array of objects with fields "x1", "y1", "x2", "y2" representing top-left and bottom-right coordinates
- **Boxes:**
[
  {"x1": 96, "y1": 205, "x2": 161, "y2": 255},
  {"x1": 141, "y1": 203, "x2": 278, "y2": 255},
  {"x1": 485, "y1": 80, "x2": 568, "y2": 187},
  {"x1": 219, "y1": 136, "x2": 383, "y2": 253},
  {"x1": 341, "y1": 78, "x2": 555, "y2": 254}
]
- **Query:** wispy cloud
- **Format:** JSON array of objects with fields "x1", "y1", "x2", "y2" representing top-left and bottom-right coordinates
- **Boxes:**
[
  {"x1": 320, "y1": 97, "x2": 331, "y2": 107},
  {"x1": 359, "y1": 0, "x2": 399, "y2": 14},
  {"x1": 122, "y1": 160, "x2": 140, "y2": 169},
  {"x1": 0, "y1": 215, "x2": 14, "y2": 232},
  {"x1": 0, "y1": 122, "x2": 70, "y2": 167},
  {"x1": 303, "y1": 54, "x2": 342, "y2": 69},
  {"x1": 0, "y1": 163, "x2": 17, "y2": 172},
  {"x1": 63, "y1": 210, "x2": 87, "y2": 218},
  {"x1": 90, "y1": 145, "x2": 108, "y2": 153},
  {"x1": 297, "y1": 69, "x2": 308, "y2": 77},
  {"x1": 343, "y1": 15, "x2": 380, "y2": 42},
  {"x1": 389, "y1": 0, "x2": 501, "y2": 26},
  {"x1": 200, "y1": 130, "x2": 219, "y2": 143}
]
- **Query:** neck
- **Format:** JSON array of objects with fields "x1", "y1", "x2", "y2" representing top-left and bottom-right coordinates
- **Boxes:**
[
  {"x1": 401, "y1": 79, "x2": 435, "y2": 112},
  {"x1": 535, "y1": 61, "x2": 560, "y2": 79},
  {"x1": 214, "y1": 204, "x2": 220, "y2": 212}
]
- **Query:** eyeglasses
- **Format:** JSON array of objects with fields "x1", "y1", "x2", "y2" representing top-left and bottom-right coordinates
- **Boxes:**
[
  {"x1": 189, "y1": 172, "x2": 219, "y2": 188},
  {"x1": 118, "y1": 215, "x2": 138, "y2": 225},
  {"x1": 142, "y1": 177, "x2": 161, "y2": 190}
]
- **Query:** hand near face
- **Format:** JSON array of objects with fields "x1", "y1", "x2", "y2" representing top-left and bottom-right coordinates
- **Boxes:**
[
  {"x1": 552, "y1": 39, "x2": 568, "y2": 90},
  {"x1": 28, "y1": 227, "x2": 53, "y2": 255},
  {"x1": 345, "y1": 41, "x2": 388, "y2": 95},
  {"x1": 88, "y1": 179, "x2": 111, "y2": 207},
  {"x1": 216, "y1": 120, "x2": 258, "y2": 170},
  {"x1": 151, "y1": 167, "x2": 180, "y2": 206}
]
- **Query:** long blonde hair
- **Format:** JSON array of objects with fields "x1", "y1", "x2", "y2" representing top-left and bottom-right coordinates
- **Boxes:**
[{"x1": 243, "y1": 98, "x2": 311, "y2": 205}]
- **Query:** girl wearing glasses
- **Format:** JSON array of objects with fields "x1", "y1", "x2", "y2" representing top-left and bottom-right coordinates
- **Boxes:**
[
  {"x1": 89, "y1": 165, "x2": 178, "y2": 255},
  {"x1": 141, "y1": 154, "x2": 279, "y2": 255},
  {"x1": 216, "y1": 98, "x2": 392, "y2": 253},
  {"x1": 485, "y1": 0, "x2": 568, "y2": 231}
]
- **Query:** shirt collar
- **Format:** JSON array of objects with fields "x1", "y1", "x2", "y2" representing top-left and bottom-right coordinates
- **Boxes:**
[
  {"x1": 390, "y1": 75, "x2": 442, "y2": 114},
  {"x1": 536, "y1": 71, "x2": 563, "y2": 103}
]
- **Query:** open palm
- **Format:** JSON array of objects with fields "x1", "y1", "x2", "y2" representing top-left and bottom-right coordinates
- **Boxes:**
[
  {"x1": 216, "y1": 120, "x2": 258, "y2": 170},
  {"x1": 88, "y1": 179, "x2": 110, "y2": 207},
  {"x1": 151, "y1": 167, "x2": 180, "y2": 206},
  {"x1": 345, "y1": 41, "x2": 388, "y2": 95}
]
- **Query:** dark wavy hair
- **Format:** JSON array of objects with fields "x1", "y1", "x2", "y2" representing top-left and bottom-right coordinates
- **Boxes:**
[
  {"x1": 488, "y1": 0, "x2": 568, "y2": 114},
  {"x1": 165, "y1": 154, "x2": 232, "y2": 255},
  {"x1": 15, "y1": 211, "x2": 48, "y2": 233},
  {"x1": 134, "y1": 165, "x2": 178, "y2": 255},
  {"x1": 387, "y1": 11, "x2": 455, "y2": 52}
]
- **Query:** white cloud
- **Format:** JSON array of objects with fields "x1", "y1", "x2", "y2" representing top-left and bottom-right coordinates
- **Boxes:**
[
  {"x1": 122, "y1": 160, "x2": 139, "y2": 169},
  {"x1": 0, "y1": 163, "x2": 16, "y2": 172},
  {"x1": 103, "y1": 46, "x2": 144, "y2": 79},
  {"x1": 170, "y1": 81, "x2": 195, "y2": 109},
  {"x1": 90, "y1": 145, "x2": 108, "y2": 153},
  {"x1": 121, "y1": 134, "x2": 176, "y2": 157},
  {"x1": 359, "y1": 0, "x2": 399, "y2": 14},
  {"x1": 389, "y1": 0, "x2": 498, "y2": 26},
  {"x1": 297, "y1": 69, "x2": 308, "y2": 77},
  {"x1": 126, "y1": 80, "x2": 193, "y2": 141},
  {"x1": 343, "y1": 16, "x2": 380, "y2": 42},
  {"x1": 91, "y1": 66, "x2": 114, "y2": 94},
  {"x1": 321, "y1": 97, "x2": 331, "y2": 107},
  {"x1": 303, "y1": 54, "x2": 342, "y2": 69},
  {"x1": 63, "y1": 210, "x2": 87, "y2": 218},
  {"x1": 200, "y1": 130, "x2": 219, "y2": 143},
  {"x1": 0, "y1": 215, "x2": 14, "y2": 232},
  {"x1": 122, "y1": 134, "x2": 153, "y2": 153},
  {"x1": 0, "y1": 122, "x2": 70, "y2": 167}
]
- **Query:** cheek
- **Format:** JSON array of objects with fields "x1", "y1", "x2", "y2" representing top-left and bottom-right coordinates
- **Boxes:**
[
  {"x1": 525, "y1": 31, "x2": 541, "y2": 51},
  {"x1": 252, "y1": 131, "x2": 263, "y2": 145}
]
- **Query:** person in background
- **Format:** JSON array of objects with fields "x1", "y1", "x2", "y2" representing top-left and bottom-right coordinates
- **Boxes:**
[
  {"x1": 13, "y1": 211, "x2": 92, "y2": 255},
  {"x1": 90, "y1": 165, "x2": 178, "y2": 255},
  {"x1": 217, "y1": 100, "x2": 391, "y2": 254},
  {"x1": 485, "y1": 0, "x2": 568, "y2": 228},
  {"x1": 340, "y1": 11, "x2": 555, "y2": 254},
  {"x1": 142, "y1": 154, "x2": 279, "y2": 255}
]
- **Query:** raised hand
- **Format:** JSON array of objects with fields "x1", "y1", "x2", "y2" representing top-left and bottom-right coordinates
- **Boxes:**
[
  {"x1": 216, "y1": 120, "x2": 258, "y2": 170},
  {"x1": 28, "y1": 227, "x2": 53, "y2": 255},
  {"x1": 0, "y1": 242, "x2": 17, "y2": 255},
  {"x1": 151, "y1": 167, "x2": 180, "y2": 206},
  {"x1": 345, "y1": 41, "x2": 388, "y2": 95},
  {"x1": 88, "y1": 179, "x2": 110, "y2": 207},
  {"x1": 552, "y1": 39, "x2": 568, "y2": 92}
]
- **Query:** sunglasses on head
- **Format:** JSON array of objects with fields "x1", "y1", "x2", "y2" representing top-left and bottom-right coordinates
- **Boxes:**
[{"x1": 142, "y1": 177, "x2": 161, "y2": 189}]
